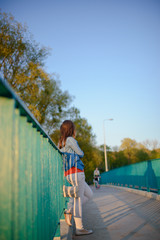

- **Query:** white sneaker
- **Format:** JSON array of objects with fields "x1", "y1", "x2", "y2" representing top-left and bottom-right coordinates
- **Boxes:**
[
  {"x1": 75, "y1": 228, "x2": 93, "y2": 236},
  {"x1": 64, "y1": 210, "x2": 72, "y2": 226}
]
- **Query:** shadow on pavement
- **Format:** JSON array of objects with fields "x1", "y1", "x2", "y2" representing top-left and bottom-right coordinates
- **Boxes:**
[
  {"x1": 73, "y1": 186, "x2": 111, "y2": 239},
  {"x1": 73, "y1": 186, "x2": 160, "y2": 240}
]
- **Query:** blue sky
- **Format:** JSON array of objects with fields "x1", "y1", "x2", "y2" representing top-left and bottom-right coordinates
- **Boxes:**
[{"x1": 1, "y1": 0, "x2": 160, "y2": 148}]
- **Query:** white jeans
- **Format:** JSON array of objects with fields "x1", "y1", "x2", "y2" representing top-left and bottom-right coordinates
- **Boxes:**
[{"x1": 66, "y1": 172, "x2": 93, "y2": 229}]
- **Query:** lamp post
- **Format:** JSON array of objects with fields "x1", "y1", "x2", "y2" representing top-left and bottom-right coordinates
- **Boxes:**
[{"x1": 103, "y1": 118, "x2": 113, "y2": 171}]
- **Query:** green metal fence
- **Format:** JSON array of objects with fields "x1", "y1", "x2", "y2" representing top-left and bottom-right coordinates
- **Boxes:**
[
  {"x1": 100, "y1": 158, "x2": 160, "y2": 194},
  {"x1": 0, "y1": 78, "x2": 66, "y2": 240}
]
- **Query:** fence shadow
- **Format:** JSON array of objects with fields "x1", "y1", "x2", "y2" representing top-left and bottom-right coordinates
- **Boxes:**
[
  {"x1": 73, "y1": 186, "x2": 111, "y2": 240},
  {"x1": 73, "y1": 186, "x2": 160, "y2": 240}
]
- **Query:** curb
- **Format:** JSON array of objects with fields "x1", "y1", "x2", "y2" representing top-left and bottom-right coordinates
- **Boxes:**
[
  {"x1": 60, "y1": 218, "x2": 73, "y2": 240},
  {"x1": 102, "y1": 184, "x2": 160, "y2": 201}
]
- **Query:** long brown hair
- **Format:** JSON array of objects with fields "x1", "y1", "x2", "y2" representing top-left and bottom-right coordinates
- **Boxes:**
[{"x1": 59, "y1": 120, "x2": 75, "y2": 149}]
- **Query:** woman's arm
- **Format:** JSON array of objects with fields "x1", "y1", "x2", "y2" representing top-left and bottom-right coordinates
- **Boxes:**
[{"x1": 67, "y1": 137, "x2": 84, "y2": 157}]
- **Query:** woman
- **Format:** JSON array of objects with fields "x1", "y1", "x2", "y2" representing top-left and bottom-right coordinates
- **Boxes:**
[{"x1": 59, "y1": 120, "x2": 93, "y2": 236}]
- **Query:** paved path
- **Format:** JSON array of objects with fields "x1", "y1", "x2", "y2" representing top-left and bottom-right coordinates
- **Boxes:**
[{"x1": 73, "y1": 186, "x2": 160, "y2": 240}]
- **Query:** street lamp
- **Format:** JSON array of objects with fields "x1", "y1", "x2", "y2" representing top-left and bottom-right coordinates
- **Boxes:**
[{"x1": 103, "y1": 118, "x2": 114, "y2": 171}]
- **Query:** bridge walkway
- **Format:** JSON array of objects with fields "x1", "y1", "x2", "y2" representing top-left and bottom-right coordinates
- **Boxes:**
[{"x1": 72, "y1": 186, "x2": 160, "y2": 240}]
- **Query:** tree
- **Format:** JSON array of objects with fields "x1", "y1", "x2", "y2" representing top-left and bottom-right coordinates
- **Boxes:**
[
  {"x1": 143, "y1": 139, "x2": 160, "y2": 150},
  {"x1": 0, "y1": 11, "x2": 48, "y2": 84},
  {"x1": 0, "y1": 10, "x2": 72, "y2": 131},
  {"x1": 134, "y1": 149, "x2": 149, "y2": 163},
  {"x1": 38, "y1": 77, "x2": 72, "y2": 133},
  {"x1": 109, "y1": 151, "x2": 129, "y2": 169},
  {"x1": 119, "y1": 138, "x2": 138, "y2": 164},
  {"x1": 120, "y1": 138, "x2": 137, "y2": 151}
]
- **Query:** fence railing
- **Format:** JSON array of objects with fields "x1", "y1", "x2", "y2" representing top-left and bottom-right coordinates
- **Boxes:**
[
  {"x1": 0, "y1": 78, "x2": 65, "y2": 240},
  {"x1": 100, "y1": 159, "x2": 160, "y2": 194}
]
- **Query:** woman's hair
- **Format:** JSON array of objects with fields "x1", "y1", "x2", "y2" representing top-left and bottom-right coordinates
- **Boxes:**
[{"x1": 59, "y1": 120, "x2": 75, "y2": 149}]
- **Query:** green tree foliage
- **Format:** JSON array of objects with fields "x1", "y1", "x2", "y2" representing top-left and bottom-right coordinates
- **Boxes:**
[
  {"x1": 0, "y1": 10, "x2": 72, "y2": 131},
  {"x1": 107, "y1": 138, "x2": 160, "y2": 170},
  {"x1": 38, "y1": 77, "x2": 72, "y2": 132},
  {"x1": 134, "y1": 149, "x2": 149, "y2": 163},
  {"x1": 119, "y1": 138, "x2": 137, "y2": 164},
  {"x1": 97, "y1": 138, "x2": 160, "y2": 175},
  {"x1": 0, "y1": 11, "x2": 48, "y2": 84},
  {"x1": 108, "y1": 151, "x2": 128, "y2": 169}
]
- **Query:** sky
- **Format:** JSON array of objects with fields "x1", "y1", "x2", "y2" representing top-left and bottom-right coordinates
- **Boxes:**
[{"x1": 1, "y1": 0, "x2": 160, "y2": 148}]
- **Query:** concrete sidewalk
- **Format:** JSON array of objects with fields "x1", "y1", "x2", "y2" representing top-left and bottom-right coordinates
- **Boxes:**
[{"x1": 72, "y1": 186, "x2": 160, "y2": 240}]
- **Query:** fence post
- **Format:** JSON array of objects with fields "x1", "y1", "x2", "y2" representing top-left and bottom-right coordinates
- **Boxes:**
[{"x1": 0, "y1": 98, "x2": 15, "y2": 240}]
